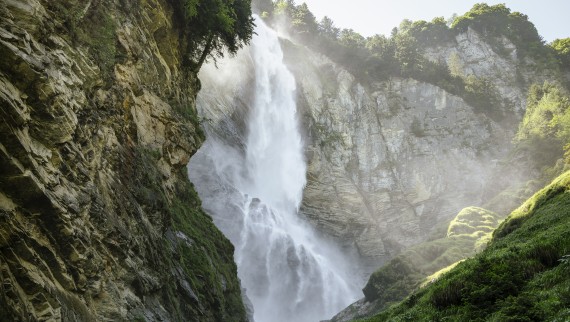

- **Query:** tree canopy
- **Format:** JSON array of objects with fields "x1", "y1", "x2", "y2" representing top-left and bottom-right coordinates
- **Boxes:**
[
  {"x1": 170, "y1": 0, "x2": 255, "y2": 71},
  {"x1": 551, "y1": 38, "x2": 570, "y2": 69}
]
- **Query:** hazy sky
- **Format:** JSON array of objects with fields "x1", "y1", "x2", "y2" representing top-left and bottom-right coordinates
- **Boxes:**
[{"x1": 300, "y1": 0, "x2": 569, "y2": 43}]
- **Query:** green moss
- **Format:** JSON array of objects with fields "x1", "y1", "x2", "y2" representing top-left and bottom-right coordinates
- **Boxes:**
[
  {"x1": 360, "y1": 171, "x2": 570, "y2": 321},
  {"x1": 447, "y1": 207, "x2": 499, "y2": 237},
  {"x1": 360, "y1": 205, "x2": 501, "y2": 318},
  {"x1": 77, "y1": 10, "x2": 117, "y2": 83},
  {"x1": 166, "y1": 173, "x2": 247, "y2": 321},
  {"x1": 129, "y1": 149, "x2": 246, "y2": 321},
  {"x1": 46, "y1": 1, "x2": 117, "y2": 84}
]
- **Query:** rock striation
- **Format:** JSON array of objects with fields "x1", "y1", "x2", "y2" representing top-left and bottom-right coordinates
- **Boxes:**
[
  {"x1": 197, "y1": 26, "x2": 553, "y2": 277},
  {"x1": 0, "y1": 0, "x2": 246, "y2": 321},
  {"x1": 283, "y1": 29, "x2": 559, "y2": 272}
]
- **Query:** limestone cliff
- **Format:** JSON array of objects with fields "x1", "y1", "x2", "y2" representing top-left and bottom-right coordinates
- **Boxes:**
[
  {"x1": 197, "y1": 25, "x2": 556, "y2": 276},
  {"x1": 0, "y1": 0, "x2": 246, "y2": 321}
]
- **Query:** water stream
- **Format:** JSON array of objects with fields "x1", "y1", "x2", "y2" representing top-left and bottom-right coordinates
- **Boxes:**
[{"x1": 188, "y1": 17, "x2": 359, "y2": 322}]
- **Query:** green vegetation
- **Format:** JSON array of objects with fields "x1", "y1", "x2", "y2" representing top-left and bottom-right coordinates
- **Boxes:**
[
  {"x1": 167, "y1": 167, "x2": 247, "y2": 321},
  {"x1": 515, "y1": 82, "x2": 570, "y2": 171},
  {"x1": 130, "y1": 149, "x2": 246, "y2": 321},
  {"x1": 45, "y1": 1, "x2": 117, "y2": 83},
  {"x1": 451, "y1": 3, "x2": 549, "y2": 61},
  {"x1": 447, "y1": 207, "x2": 499, "y2": 236},
  {"x1": 47, "y1": 0, "x2": 255, "y2": 79},
  {"x1": 359, "y1": 207, "x2": 501, "y2": 317},
  {"x1": 169, "y1": 0, "x2": 255, "y2": 71},
  {"x1": 358, "y1": 171, "x2": 570, "y2": 322},
  {"x1": 551, "y1": 38, "x2": 570, "y2": 70},
  {"x1": 255, "y1": 2, "x2": 559, "y2": 121}
]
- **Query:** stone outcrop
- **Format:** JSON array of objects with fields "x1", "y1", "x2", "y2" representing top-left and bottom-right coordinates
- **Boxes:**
[
  {"x1": 284, "y1": 28, "x2": 561, "y2": 272},
  {"x1": 196, "y1": 26, "x2": 552, "y2": 276},
  {"x1": 285, "y1": 43, "x2": 510, "y2": 271},
  {"x1": 0, "y1": 0, "x2": 246, "y2": 321}
]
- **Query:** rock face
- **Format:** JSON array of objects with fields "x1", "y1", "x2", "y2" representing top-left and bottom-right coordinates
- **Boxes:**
[
  {"x1": 0, "y1": 0, "x2": 246, "y2": 321},
  {"x1": 286, "y1": 44, "x2": 509, "y2": 271},
  {"x1": 197, "y1": 26, "x2": 550, "y2": 276},
  {"x1": 284, "y1": 30, "x2": 557, "y2": 271}
]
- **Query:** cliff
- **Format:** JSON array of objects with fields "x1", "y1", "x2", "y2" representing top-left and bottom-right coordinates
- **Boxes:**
[
  {"x1": 0, "y1": 0, "x2": 246, "y2": 321},
  {"x1": 197, "y1": 22, "x2": 558, "y2": 277}
]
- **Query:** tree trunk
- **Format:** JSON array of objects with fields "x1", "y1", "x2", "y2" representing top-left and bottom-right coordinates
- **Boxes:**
[{"x1": 195, "y1": 34, "x2": 215, "y2": 72}]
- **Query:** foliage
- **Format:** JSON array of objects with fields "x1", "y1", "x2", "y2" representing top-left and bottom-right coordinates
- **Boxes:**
[
  {"x1": 405, "y1": 17, "x2": 455, "y2": 47},
  {"x1": 318, "y1": 16, "x2": 340, "y2": 40},
  {"x1": 447, "y1": 207, "x2": 499, "y2": 238},
  {"x1": 289, "y1": 3, "x2": 317, "y2": 38},
  {"x1": 450, "y1": 3, "x2": 548, "y2": 61},
  {"x1": 130, "y1": 149, "x2": 246, "y2": 321},
  {"x1": 45, "y1": 0, "x2": 117, "y2": 83},
  {"x1": 359, "y1": 171, "x2": 570, "y2": 322},
  {"x1": 515, "y1": 82, "x2": 570, "y2": 169},
  {"x1": 448, "y1": 52, "x2": 464, "y2": 77},
  {"x1": 550, "y1": 38, "x2": 570, "y2": 69},
  {"x1": 463, "y1": 75, "x2": 504, "y2": 120},
  {"x1": 169, "y1": 0, "x2": 255, "y2": 71},
  {"x1": 360, "y1": 207, "x2": 501, "y2": 317}
]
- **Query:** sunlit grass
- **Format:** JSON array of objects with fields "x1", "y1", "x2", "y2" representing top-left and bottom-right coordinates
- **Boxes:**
[{"x1": 358, "y1": 171, "x2": 570, "y2": 321}]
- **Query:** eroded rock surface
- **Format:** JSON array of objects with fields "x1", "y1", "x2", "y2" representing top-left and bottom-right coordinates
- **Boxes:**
[
  {"x1": 197, "y1": 27, "x2": 550, "y2": 275},
  {"x1": 0, "y1": 0, "x2": 245, "y2": 321}
]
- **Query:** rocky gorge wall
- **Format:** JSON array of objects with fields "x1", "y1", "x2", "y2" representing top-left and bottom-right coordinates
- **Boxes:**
[
  {"x1": 0, "y1": 0, "x2": 246, "y2": 321},
  {"x1": 197, "y1": 25, "x2": 553, "y2": 277}
]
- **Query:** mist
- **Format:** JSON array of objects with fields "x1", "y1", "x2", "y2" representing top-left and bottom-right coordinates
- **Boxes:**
[
  {"x1": 188, "y1": 17, "x2": 361, "y2": 322},
  {"x1": 187, "y1": 2, "x2": 564, "y2": 321}
]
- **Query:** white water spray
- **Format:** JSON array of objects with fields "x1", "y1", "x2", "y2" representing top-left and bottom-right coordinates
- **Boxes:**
[{"x1": 189, "y1": 17, "x2": 359, "y2": 322}]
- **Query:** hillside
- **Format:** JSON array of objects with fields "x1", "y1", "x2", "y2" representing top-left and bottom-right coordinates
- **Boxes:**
[{"x1": 359, "y1": 170, "x2": 570, "y2": 321}]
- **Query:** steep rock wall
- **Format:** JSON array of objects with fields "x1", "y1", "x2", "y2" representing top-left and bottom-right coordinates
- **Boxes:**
[
  {"x1": 197, "y1": 26, "x2": 549, "y2": 275},
  {"x1": 286, "y1": 43, "x2": 511, "y2": 270},
  {"x1": 0, "y1": 0, "x2": 246, "y2": 321},
  {"x1": 281, "y1": 26, "x2": 562, "y2": 271}
]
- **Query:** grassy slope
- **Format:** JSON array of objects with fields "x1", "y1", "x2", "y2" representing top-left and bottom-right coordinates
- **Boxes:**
[
  {"x1": 360, "y1": 171, "x2": 570, "y2": 322},
  {"x1": 358, "y1": 208, "x2": 501, "y2": 317}
]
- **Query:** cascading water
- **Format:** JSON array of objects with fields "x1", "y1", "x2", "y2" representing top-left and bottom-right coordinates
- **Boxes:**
[{"x1": 189, "y1": 17, "x2": 359, "y2": 322}]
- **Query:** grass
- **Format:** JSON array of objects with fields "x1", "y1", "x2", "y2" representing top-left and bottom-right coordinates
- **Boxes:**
[
  {"x1": 359, "y1": 207, "x2": 501, "y2": 317},
  {"x1": 357, "y1": 171, "x2": 570, "y2": 321}
]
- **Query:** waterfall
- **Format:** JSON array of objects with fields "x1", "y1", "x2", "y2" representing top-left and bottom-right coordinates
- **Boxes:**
[{"x1": 189, "y1": 17, "x2": 359, "y2": 322}]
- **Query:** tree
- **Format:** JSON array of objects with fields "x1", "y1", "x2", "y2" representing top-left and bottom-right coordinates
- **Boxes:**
[
  {"x1": 363, "y1": 34, "x2": 399, "y2": 78},
  {"x1": 251, "y1": 0, "x2": 273, "y2": 15},
  {"x1": 448, "y1": 52, "x2": 464, "y2": 77},
  {"x1": 551, "y1": 38, "x2": 570, "y2": 69},
  {"x1": 338, "y1": 28, "x2": 365, "y2": 48},
  {"x1": 398, "y1": 19, "x2": 413, "y2": 34},
  {"x1": 273, "y1": 0, "x2": 296, "y2": 17},
  {"x1": 451, "y1": 3, "x2": 510, "y2": 34},
  {"x1": 394, "y1": 33, "x2": 420, "y2": 74},
  {"x1": 170, "y1": 0, "x2": 255, "y2": 71},
  {"x1": 516, "y1": 82, "x2": 570, "y2": 168},
  {"x1": 290, "y1": 3, "x2": 317, "y2": 37},
  {"x1": 366, "y1": 34, "x2": 389, "y2": 53},
  {"x1": 318, "y1": 16, "x2": 339, "y2": 40}
]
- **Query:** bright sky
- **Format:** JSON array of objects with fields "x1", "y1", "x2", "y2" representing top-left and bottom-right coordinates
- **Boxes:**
[{"x1": 300, "y1": 0, "x2": 570, "y2": 43}]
